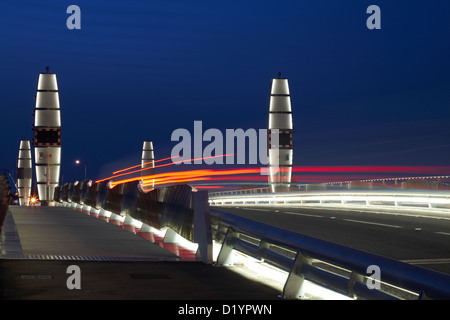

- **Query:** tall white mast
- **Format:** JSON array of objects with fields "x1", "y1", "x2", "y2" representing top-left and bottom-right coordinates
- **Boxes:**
[
  {"x1": 33, "y1": 67, "x2": 62, "y2": 206},
  {"x1": 268, "y1": 73, "x2": 293, "y2": 192}
]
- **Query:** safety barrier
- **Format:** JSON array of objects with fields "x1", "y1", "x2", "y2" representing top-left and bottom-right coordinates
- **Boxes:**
[
  {"x1": 52, "y1": 182, "x2": 450, "y2": 299},
  {"x1": 209, "y1": 190, "x2": 450, "y2": 211},
  {"x1": 209, "y1": 178, "x2": 450, "y2": 197},
  {"x1": 211, "y1": 208, "x2": 450, "y2": 300},
  {"x1": 0, "y1": 173, "x2": 14, "y2": 233},
  {"x1": 54, "y1": 181, "x2": 212, "y2": 264}
]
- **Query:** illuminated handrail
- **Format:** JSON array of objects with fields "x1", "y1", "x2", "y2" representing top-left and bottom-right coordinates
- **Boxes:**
[
  {"x1": 55, "y1": 181, "x2": 213, "y2": 264},
  {"x1": 211, "y1": 208, "x2": 450, "y2": 300},
  {"x1": 209, "y1": 190, "x2": 450, "y2": 211}
]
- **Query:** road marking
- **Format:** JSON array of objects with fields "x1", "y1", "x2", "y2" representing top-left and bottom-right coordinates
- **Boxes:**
[
  {"x1": 284, "y1": 212, "x2": 323, "y2": 218},
  {"x1": 343, "y1": 219, "x2": 403, "y2": 228},
  {"x1": 435, "y1": 232, "x2": 450, "y2": 236},
  {"x1": 242, "y1": 208, "x2": 271, "y2": 212},
  {"x1": 401, "y1": 258, "x2": 450, "y2": 265}
]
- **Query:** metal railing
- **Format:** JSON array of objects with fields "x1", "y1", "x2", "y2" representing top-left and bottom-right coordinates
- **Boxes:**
[
  {"x1": 208, "y1": 177, "x2": 450, "y2": 197},
  {"x1": 54, "y1": 181, "x2": 213, "y2": 264},
  {"x1": 209, "y1": 190, "x2": 450, "y2": 211},
  {"x1": 0, "y1": 173, "x2": 14, "y2": 233},
  {"x1": 52, "y1": 180, "x2": 450, "y2": 299},
  {"x1": 210, "y1": 208, "x2": 450, "y2": 300}
]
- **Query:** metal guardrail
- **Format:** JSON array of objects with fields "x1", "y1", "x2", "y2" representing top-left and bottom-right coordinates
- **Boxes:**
[
  {"x1": 208, "y1": 178, "x2": 450, "y2": 197},
  {"x1": 54, "y1": 180, "x2": 213, "y2": 264},
  {"x1": 0, "y1": 173, "x2": 14, "y2": 233},
  {"x1": 53, "y1": 181, "x2": 450, "y2": 299},
  {"x1": 209, "y1": 190, "x2": 450, "y2": 211},
  {"x1": 210, "y1": 208, "x2": 450, "y2": 300}
]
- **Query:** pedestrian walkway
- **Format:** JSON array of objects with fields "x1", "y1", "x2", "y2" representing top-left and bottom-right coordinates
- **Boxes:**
[{"x1": 0, "y1": 206, "x2": 281, "y2": 300}]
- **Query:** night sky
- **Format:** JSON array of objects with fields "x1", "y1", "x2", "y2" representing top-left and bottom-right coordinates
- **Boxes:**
[{"x1": 1, "y1": 1, "x2": 450, "y2": 186}]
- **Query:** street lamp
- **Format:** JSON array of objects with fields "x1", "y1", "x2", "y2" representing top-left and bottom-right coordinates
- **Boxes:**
[{"x1": 75, "y1": 160, "x2": 87, "y2": 181}]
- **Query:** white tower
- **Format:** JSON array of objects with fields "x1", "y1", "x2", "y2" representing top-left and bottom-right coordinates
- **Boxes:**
[
  {"x1": 33, "y1": 67, "x2": 61, "y2": 206},
  {"x1": 268, "y1": 74, "x2": 293, "y2": 192},
  {"x1": 17, "y1": 139, "x2": 32, "y2": 206},
  {"x1": 141, "y1": 141, "x2": 155, "y2": 190}
]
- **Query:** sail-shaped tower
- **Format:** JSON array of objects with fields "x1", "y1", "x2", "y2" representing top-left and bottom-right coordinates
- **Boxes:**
[
  {"x1": 17, "y1": 139, "x2": 32, "y2": 206},
  {"x1": 33, "y1": 67, "x2": 62, "y2": 205},
  {"x1": 141, "y1": 141, "x2": 155, "y2": 191},
  {"x1": 268, "y1": 74, "x2": 293, "y2": 192}
]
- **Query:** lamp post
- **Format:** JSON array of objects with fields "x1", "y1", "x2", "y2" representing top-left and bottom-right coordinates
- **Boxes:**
[{"x1": 75, "y1": 160, "x2": 87, "y2": 181}]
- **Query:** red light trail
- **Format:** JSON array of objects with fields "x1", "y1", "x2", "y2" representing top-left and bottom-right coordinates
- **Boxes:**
[
  {"x1": 292, "y1": 166, "x2": 450, "y2": 174},
  {"x1": 95, "y1": 155, "x2": 450, "y2": 191},
  {"x1": 112, "y1": 156, "x2": 180, "y2": 175},
  {"x1": 96, "y1": 154, "x2": 235, "y2": 183}
]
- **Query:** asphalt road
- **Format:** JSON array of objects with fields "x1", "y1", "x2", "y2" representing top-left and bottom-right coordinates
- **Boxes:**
[{"x1": 212, "y1": 205, "x2": 450, "y2": 275}]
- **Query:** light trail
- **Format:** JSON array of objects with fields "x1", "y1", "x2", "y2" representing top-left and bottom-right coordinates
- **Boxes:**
[
  {"x1": 112, "y1": 168, "x2": 261, "y2": 187},
  {"x1": 112, "y1": 156, "x2": 180, "y2": 175},
  {"x1": 292, "y1": 166, "x2": 450, "y2": 174},
  {"x1": 98, "y1": 164, "x2": 450, "y2": 190},
  {"x1": 194, "y1": 186, "x2": 224, "y2": 189},
  {"x1": 96, "y1": 154, "x2": 235, "y2": 183},
  {"x1": 109, "y1": 168, "x2": 262, "y2": 189}
]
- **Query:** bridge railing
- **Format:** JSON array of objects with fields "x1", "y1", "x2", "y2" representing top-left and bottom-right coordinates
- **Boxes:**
[
  {"x1": 52, "y1": 181, "x2": 450, "y2": 299},
  {"x1": 209, "y1": 178, "x2": 450, "y2": 197},
  {"x1": 209, "y1": 190, "x2": 450, "y2": 211},
  {"x1": 54, "y1": 181, "x2": 213, "y2": 264},
  {"x1": 0, "y1": 173, "x2": 14, "y2": 233},
  {"x1": 210, "y1": 208, "x2": 450, "y2": 300}
]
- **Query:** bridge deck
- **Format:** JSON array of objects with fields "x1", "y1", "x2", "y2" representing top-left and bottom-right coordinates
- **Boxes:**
[
  {"x1": 3, "y1": 206, "x2": 180, "y2": 260},
  {"x1": 0, "y1": 206, "x2": 280, "y2": 300}
]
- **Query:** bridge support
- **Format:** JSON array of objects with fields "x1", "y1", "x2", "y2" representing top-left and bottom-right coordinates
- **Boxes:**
[
  {"x1": 122, "y1": 214, "x2": 136, "y2": 233},
  {"x1": 194, "y1": 190, "x2": 213, "y2": 264},
  {"x1": 216, "y1": 228, "x2": 239, "y2": 266},
  {"x1": 97, "y1": 208, "x2": 109, "y2": 221},
  {"x1": 283, "y1": 251, "x2": 312, "y2": 299},
  {"x1": 108, "y1": 213, "x2": 123, "y2": 227}
]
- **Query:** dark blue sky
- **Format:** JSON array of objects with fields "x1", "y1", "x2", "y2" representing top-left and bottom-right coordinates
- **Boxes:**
[{"x1": 1, "y1": 0, "x2": 450, "y2": 185}]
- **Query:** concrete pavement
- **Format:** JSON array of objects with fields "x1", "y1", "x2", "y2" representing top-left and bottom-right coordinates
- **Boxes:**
[{"x1": 0, "y1": 206, "x2": 281, "y2": 300}]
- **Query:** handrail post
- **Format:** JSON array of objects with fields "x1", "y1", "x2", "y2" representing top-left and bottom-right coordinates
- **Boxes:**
[
  {"x1": 193, "y1": 190, "x2": 213, "y2": 264},
  {"x1": 216, "y1": 227, "x2": 239, "y2": 266},
  {"x1": 283, "y1": 250, "x2": 312, "y2": 299},
  {"x1": 347, "y1": 271, "x2": 365, "y2": 298}
]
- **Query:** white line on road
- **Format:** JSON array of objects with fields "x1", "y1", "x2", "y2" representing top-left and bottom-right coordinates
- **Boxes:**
[
  {"x1": 401, "y1": 258, "x2": 450, "y2": 265},
  {"x1": 435, "y1": 232, "x2": 450, "y2": 236},
  {"x1": 283, "y1": 212, "x2": 324, "y2": 218},
  {"x1": 343, "y1": 219, "x2": 403, "y2": 229}
]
